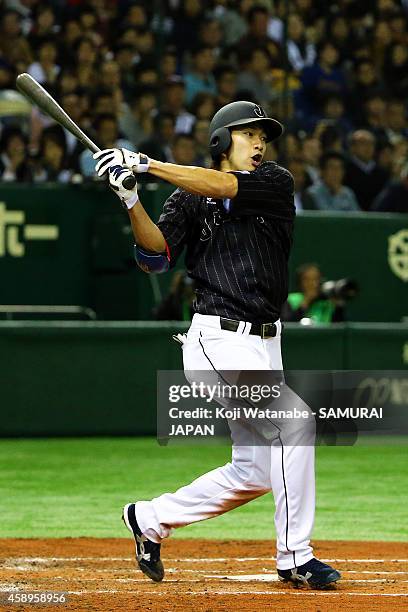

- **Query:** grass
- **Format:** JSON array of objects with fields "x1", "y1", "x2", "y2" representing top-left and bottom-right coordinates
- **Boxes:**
[{"x1": 1, "y1": 437, "x2": 407, "y2": 540}]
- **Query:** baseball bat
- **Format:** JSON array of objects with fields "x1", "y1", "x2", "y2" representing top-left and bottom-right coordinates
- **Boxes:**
[{"x1": 15, "y1": 73, "x2": 137, "y2": 189}]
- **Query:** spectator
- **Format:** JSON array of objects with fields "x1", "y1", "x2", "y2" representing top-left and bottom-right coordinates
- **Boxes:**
[
  {"x1": 198, "y1": 18, "x2": 223, "y2": 58},
  {"x1": 371, "y1": 19, "x2": 393, "y2": 73},
  {"x1": 385, "y1": 98, "x2": 408, "y2": 143},
  {"x1": 0, "y1": 126, "x2": 32, "y2": 181},
  {"x1": 77, "y1": 5, "x2": 103, "y2": 47},
  {"x1": 287, "y1": 156, "x2": 310, "y2": 212},
  {"x1": 278, "y1": 132, "x2": 301, "y2": 163},
  {"x1": 362, "y1": 93, "x2": 388, "y2": 142},
  {"x1": 344, "y1": 130, "x2": 390, "y2": 210},
  {"x1": 238, "y1": 4, "x2": 272, "y2": 58},
  {"x1": 58, "y1": 89, "x2": 87, "y2": 168},
  {"x1": 27, "y1": 4, "x2": 58, "y2": 50},
  {"x1": 376, "y1": 140, "x2": 394, "y2": 176},
  {"x1": 27, "y1": 37, "x2": 60, "y2": 85},
  {"x1": 348, "y1": 59, "x2": 384, "y2": 124},
  {"x1": 293, "y1": 0, "x2": 321, "y2": 29},
  {"x1": 56, "y1": 69, "x2": 79, "y2": 96},
  {"x1": 282, "y1": 263, "x2": 346, "y2": 323},
  {"x1": 209, "y1": 0, "x2": 249, "y2": 47},
  {"x1": 384, "y1": 42, "x2": 408, "y2": 98},
  {"x1": 161, "y1": 77, "x2": 195, "y2": 134},
  {"x1": 189, "y1": 92, "x2": 216, "y2": 122},
  {"x1": 170, "y1": 132, "x2": 197, "y2": 166},
  {"x1": 90, "y1": 88, "x2": 119, "y2": 117},
  {"x1": 372, "y1": 161, "x2": 408, "y2": 213},
  {"x1": 184, "y1": 46, "x2": 217, "y2": 105},
  {"x1": 160, "y1": 47, "x2": 178, "y2": 81},
  {"x1": 139, "y1": 112, "x2": 176, "y2": 164},
  {"x1": 171, "y1": 0, "x2": 205, "y2": 60},
  {"x1": 74, "y1": 37, "x2": 99, "y2": 90},
  {"x1": 318, "y1": 124, "x2": 344, "y2": 154},
  {"x1": 132, "y1": 26, "x2": 155, "y2": 60},
  {"x1": 133, "y1": 60, "x2": 159, "y2": 86},
  {"x1": 301, "y1": 135, "x2": 322, "y2": 184},
  {"x1": 214, "y1": 65, "x2": 237, "y2": 109},
  {"x1": 388, "y1": 9, "x2": 408, "y2": 45},
  {"x1": 0, "y1": 59, "x2": 15, "y2": 90},
  {"x1": 312, "y1": 95, "x2": 353, "y2": 139},
  {"x1": 80, "y1": 113, "x2": 134, "y2": 178},
  {"x1": 296, "y1": 40, "x2": 347, "y2": 120},
  {"x1": 193, "y1": 118, "x2": 211, "y2": 167},
  {"x1": 326, "y1": 15, "x2": 351, "y2": 63},
  {"x1": 114, "y1": 43, "x2": 139, "y2": 99},
  {"x1": 237, "y1": 46, "x2": 274, "y2": 108},
  {"x1": 304, "y1": 151, "x2": 360, "y2": 212},
  {"x1": 117, "y1": 25, "x2": 139, "y2": 49},
  {"x1": 59, "y1": 18, "x2": 82, "y2": 63},
  {"x1": 100, "y1": 60, "x2": 127, "y2": 116},
  {"x1": 119, "y1": 85, "x2": 157, "y2": 147},
  {"x1": 0, "y1": 9, "x2": 33, "y2": 72},
  {"x1": 33, "y1": 125, "x2": 72, "y2": 183},
  {"x1": 123, "y1": 3, "x2": 148, "y2": 28},
  {"x1": 286, "y1": 13, "x2": 316, "y2": 73}
]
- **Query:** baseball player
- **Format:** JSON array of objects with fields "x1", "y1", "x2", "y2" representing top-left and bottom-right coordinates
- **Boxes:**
[{"x1": 93, "y1": 101, "x2": 341, "y2": 589}]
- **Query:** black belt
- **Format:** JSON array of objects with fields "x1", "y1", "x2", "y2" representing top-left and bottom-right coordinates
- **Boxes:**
[{"x1": 220, "y1": 317, "x2": 280, "y2": 339}]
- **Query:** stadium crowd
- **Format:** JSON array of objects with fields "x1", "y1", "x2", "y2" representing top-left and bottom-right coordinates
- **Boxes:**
[{"x1": 0, "y1": 0, "x2": 407, "y2": 212}]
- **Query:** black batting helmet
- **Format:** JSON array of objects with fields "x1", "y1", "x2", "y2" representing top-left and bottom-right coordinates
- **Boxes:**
[{"x1": 208, "y1": 101, "x2": 284, "y2": 159}]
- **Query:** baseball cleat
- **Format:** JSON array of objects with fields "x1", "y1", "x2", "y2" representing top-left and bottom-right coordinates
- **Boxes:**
[
  {"x1": 277, "y1": 557, "x2": 341, "y2": 589},
  {"x1": 122, "y1": 503, "x2": 164, "y2": 582}
]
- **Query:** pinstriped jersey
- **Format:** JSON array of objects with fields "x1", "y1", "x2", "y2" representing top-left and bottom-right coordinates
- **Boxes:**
[{"x1": 157, "y1": 161, "x2": 295, "y2": 323}]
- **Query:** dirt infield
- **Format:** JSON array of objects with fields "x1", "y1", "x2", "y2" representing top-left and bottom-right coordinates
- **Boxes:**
[{"x1": 1, "y1": 539, "x2": 407, "y2": 611}]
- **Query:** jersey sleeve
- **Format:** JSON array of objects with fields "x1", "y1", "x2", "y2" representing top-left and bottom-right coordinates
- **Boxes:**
[
  {"x1": 156, "y1": 188, "x2": 196, "y2": 268},
  {"x1": 229, "y1": 162, "x2": 295, "y2": 220}
]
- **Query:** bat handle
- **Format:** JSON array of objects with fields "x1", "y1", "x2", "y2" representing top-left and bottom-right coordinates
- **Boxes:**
[{"x1": 122, "y1": 173, "x2": 137, "y2": 190}]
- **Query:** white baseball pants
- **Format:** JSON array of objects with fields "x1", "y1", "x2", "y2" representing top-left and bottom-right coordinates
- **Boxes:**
[{"x1": 135, "y1": 313, "x2": 315, "y2": 569}]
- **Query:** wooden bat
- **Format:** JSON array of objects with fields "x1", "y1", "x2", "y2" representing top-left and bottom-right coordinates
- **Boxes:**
[{"x1": 15, "y1": 72, "x2": 137, "y2": 189}]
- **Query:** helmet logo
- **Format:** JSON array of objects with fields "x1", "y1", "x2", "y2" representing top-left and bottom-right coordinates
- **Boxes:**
[{"x1": 254, "y1": 105, "x2": 265, "y2": 117}]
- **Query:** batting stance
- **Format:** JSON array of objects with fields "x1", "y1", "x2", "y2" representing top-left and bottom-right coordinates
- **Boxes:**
[{"x1": 93, "y1": 101, "x2": 341, "y2": 589}]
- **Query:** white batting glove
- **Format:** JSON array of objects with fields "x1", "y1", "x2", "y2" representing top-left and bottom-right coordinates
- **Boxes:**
[
  {"x1": 93, "y1": 148, "x2": 150, "y2": 177},
  {"x1": 108, "y1": 164, "x2": 139, "y2": 210}
]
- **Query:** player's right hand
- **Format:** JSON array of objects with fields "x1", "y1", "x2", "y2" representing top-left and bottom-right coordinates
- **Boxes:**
[
  {"x1": 93, "y1": 148, "x2": 150, "y2": 177},
  {"x1": 108, "y1": 164, "x2": 139, "y2": 210}
]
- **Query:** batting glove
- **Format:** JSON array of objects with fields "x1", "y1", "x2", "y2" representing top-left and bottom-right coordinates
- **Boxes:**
[
  {"x1": 93, "y1": 148, "x2": 150, "y2": 177},
  {"x1": 108, "y1": 164, "x2": 139, "y2": 210}
]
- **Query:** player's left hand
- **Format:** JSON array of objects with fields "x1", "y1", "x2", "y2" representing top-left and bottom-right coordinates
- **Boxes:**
[
  {"x1": 108, "y1": 164, "x2": 139, "y2": 210},
  {"x1": 93, "y1": 148, "x2": 150, "y2": 177}
]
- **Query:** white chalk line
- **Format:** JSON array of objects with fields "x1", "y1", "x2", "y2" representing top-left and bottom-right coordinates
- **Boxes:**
[
  {"x1": 3, "y1": 556, "x2": 408, "y2": 564},
  {"x1": 3, "y1": 574, "x2": 408, "y2": 586},
  {"x1": 62, "y1": 589, "x2": 408, "y2": 597},
  {"x1": 2, "y1": 581, "x2": 407, "y2": 598},
  {"x1": 170, "y1": 568, "x2": 408, "y2": 576},
  {"x1": 5, "y1": 566, "x2": 408, "y2": 579}
]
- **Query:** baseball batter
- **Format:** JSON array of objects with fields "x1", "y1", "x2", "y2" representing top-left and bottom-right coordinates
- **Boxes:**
[{"x1": 93, "y1": 101, "x2": 341, "y2": 589}]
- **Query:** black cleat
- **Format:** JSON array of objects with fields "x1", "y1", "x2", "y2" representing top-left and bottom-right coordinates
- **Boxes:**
[
  {"x1": 122, "y1": 503, "x2": 164, "y2": 582},
  {"x1": 277, "y1": 557, "x2": 341, "y2": 589}
]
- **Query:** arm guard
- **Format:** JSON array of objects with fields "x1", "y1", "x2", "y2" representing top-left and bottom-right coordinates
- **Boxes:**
[{"x1": 134, "y1": 244, "x2": 170, "y2": 274}]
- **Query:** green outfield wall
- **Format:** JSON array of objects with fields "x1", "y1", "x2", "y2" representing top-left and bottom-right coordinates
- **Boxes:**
[
  {"x1": 0, "y1": 321, "x2": 406, "y2": 436},
  {"x1": 0, "y1": 184, "x2": 407, "y2": 322}
]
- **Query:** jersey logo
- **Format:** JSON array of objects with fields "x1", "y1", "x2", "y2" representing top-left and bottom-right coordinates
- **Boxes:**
[
  {"x1": 200, "y1": 198, "x2": 224, "y2": 241},
  {"x1": 200, "y1": 217, "x2": 212, "y2": 241}
]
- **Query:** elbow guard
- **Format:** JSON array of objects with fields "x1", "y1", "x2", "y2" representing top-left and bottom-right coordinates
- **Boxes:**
[{"x1": 134, "y1": 244, "x2": 170, "y2": 274}]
